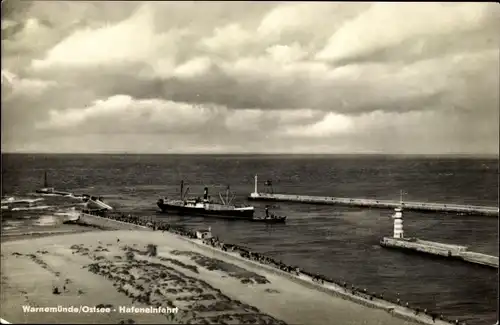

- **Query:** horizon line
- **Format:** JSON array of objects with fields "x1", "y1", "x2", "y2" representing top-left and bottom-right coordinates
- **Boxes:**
[{"x1": 1, "y1": 152, "x2": 498, "y2": 158}]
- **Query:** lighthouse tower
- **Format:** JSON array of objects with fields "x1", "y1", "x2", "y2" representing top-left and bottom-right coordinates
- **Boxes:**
[
  {"x1": 250, "y1": 174, "x2": 259, "y2": 198},
  {"x1": 393, "y1": 208, "x2": 404, "y2": 239}
]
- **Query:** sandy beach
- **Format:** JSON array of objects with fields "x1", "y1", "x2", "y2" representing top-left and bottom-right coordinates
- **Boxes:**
[{"x1": 1, "y1": 228, "x2": 436, "y2": 325}]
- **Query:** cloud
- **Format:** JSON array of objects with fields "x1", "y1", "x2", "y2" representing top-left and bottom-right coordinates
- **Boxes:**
[
  {"x1": 281, "y1": 113, "x2": 354, "y2": 138},
  {"x1": 2, "y1": 18, "x2": 55, "y2": 57},
  {"x1": 1, "y1": 69, "x2": 56, "y2": 97},
  {"x1": 173, "y1": 57, "x2": 214, "y2": 79},
  {"x1": 31, "y1": 5, "x2": 187, "y2": 71},
  {"x1": 2, "y1": 2, "x2": 498, "y2": 154},
  {"x1": 36, "y1": 95, "x2": 223, "y2": 135},
  {"x1": 35, "y1": 94, "x2": 326, "y2": 138},
  {"x1": 200, "y1": 23, "x2": 257, "y2": 59},
  {"x1": 257, "y1": 3, "x2": 369, "y2": 43},
  {"x1": 224, "y1": 108, "x2": 324, "y2": 133},
  {"x1": 315, "y1": 2, "x2": 499, "y2": 64}
]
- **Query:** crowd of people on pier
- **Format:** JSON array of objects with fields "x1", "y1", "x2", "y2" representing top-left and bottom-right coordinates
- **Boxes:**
[{"x1": 82, "y1": 209, "x2": 465, "y2": 325}]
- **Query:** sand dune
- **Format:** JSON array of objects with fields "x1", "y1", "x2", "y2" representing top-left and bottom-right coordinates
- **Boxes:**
[{"x1": 1, "y1": 230, "x2": 441, "y2": 325}]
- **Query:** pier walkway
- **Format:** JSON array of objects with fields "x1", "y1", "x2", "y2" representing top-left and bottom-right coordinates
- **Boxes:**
[
  {"x1": 248, "y1": 193, "x2": 498, "y2": 217},
  {"x1": 380, "y1": 237, "x2": 499, "y2": 269}
]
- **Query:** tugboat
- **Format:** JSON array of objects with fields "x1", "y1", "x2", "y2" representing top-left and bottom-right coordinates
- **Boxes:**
[
  {"x1": 251, "y1": 206, "x2": 287, "y2": 224},
  {"x1": 157, "y1": 181, "x2": 255, "y2": 219}
]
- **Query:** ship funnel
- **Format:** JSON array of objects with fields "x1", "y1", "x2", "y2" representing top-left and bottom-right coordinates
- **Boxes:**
[
  {"x1": 393, "y1": 207, "x2": 404, "y2": 239},
  {"x1": 203, "y1": 187, "x2": 208, "y2": 200}
]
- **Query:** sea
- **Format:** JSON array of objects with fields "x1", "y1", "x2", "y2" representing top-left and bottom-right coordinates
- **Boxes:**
[{"x1": 1, "y1": 153, "x2": 498, "y2": 325}]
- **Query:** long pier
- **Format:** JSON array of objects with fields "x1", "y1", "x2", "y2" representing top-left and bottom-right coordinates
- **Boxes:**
[
  {"x1": 248, "y1": 176, "x2": 498, "y2": 217},
  {"x1": 248, "y1": 193, "x2": 498, "y2": 217}
]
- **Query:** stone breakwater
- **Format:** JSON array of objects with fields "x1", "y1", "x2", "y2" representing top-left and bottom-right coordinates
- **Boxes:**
[
  {"x1": 380, "y1": 237, "x2": 499, "y2": 269},
  {"x1": 77, "y1": 212, "x2": 152, "y2": 231},
  {"x1": 75, "y1": 211, "x2": 461, "y2": 325},
  {"x1": 248, "y1": 193, "x2": 499, "y2": 217}
]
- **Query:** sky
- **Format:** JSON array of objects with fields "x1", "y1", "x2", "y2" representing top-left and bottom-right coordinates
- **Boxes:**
[{"x1": 1, "y1": 1, "x2": 499, "y2": 155}]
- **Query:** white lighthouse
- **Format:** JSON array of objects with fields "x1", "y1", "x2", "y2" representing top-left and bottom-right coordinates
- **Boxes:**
[
  {"x1": 250, "y1": 174, "x2": 260, "y2": 198},
  {"x1": 392, "y1": 207, "x2": 404, "y2": 239}
]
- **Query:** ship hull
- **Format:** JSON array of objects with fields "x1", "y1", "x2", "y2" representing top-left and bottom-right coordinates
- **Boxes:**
[
  {"x1": 157, "y1": 202, "x2": 254, "y2": 219},
  {"x1": 251, "y1": 218, "x2": 286, "y2": 224},
  {"x1": 35, "y1": 189, "x2": 53, "y2": 194}
]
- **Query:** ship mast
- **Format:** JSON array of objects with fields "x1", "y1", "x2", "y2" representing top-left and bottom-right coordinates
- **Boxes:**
[
  {"x1": 218, "y1": 185, "x2": 234, "y2": 206},
  {"x1": 44, "y1": 171, "x2": 48, "y2": 188},
  {"x1": 219, "y1": 192, "x2": 226, "y2": 205}
]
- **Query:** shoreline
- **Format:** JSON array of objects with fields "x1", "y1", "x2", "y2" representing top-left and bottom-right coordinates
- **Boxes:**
[
  {"x1": 2, "y1": 229, "x2": 421, "y2": 325},
  {"x1": 177, "y1": 233, "x2": 449, "y2": 325},
  {"x1": 74, "y1": 212, "x2": 456, "y2": 325}
]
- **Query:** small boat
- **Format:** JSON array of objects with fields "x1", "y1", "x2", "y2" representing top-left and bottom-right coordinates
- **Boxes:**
[
  {"x1": 252, "y1": 214, "x2": 287, "y2": 224},
  {"x1": 251, "y1": 206, "x2": 286, "y2": 223}
]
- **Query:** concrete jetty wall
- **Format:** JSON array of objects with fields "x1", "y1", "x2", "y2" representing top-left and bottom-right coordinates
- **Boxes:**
[
  {"x1": 459, "y1": 251, "x2": 499, "y2": 268},
  {"x1": 381, "y1": 238, "x2": 461, "y2": 258},
  {"x1": 381, "y1": 237, "x2": 499, "y2": 268},
  {"x1": 77, "y1": 213, "x2": 152, "y2": 231},
  {"x1": 414, "y1": 239, "x2": 468, "y2": 252},
  {"x1": 248, "y1": 193, "x2": 499, "y2": 217},
  {"x1": 176, "y1": 234, "x2": 452, "y2": 325}
]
